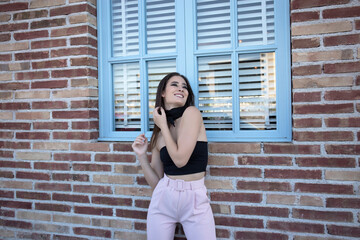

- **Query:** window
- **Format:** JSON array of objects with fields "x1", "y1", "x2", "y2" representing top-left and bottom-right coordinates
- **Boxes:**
[{"x1": 97, "y1": 0, "x2": 291, "y2": 142}]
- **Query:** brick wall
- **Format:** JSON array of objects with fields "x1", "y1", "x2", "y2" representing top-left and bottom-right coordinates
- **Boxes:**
[{"x1": 0, "y1": 0, "x2": 359, "y2": 239}]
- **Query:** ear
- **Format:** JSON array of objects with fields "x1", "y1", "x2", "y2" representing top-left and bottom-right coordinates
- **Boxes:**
[{"x1": 161, "y1": 91, "x2": 165, "y2": 98}]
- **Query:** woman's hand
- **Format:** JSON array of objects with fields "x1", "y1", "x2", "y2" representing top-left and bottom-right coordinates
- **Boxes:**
[
  {"x1": 132, "y1": 134, "x2": 148, "y2": 158},
  {"x1": 153, "y1": 107, "x2": 167, "y2": 130}
]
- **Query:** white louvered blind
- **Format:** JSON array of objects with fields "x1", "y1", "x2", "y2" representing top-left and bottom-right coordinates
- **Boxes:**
[
  {"x1": 146, "y1": 0, "x2": 176, "y2": 54},
  {"x1": 198, "y1": 55, "x2": 233, "y2": 130},
  {"x1": 237, "y1": 0, "x2": 274, "y2": 46},
  {"x1": 239, "y1": 52, "x2": 276, "y2": 130},
  {"x1": 148, "y1": 59, "x2": 177, "y2": 130},
  {"x1": 197, "y1": 0, "x2": 231, "y2": 50},
  {"x1": 113, "y1": 63, "x2": 141, "y2": 131},
  {"x1": 112, "y1": 0, "x2": 139, "y2": 57}
]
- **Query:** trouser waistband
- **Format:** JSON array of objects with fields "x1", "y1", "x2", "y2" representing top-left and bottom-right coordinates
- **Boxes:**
[{"x1": 163, "y1": 174, "x2": 205, "y2": 191}]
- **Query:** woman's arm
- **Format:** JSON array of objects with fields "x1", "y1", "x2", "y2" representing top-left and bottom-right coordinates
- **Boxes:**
[
  {"x1": 154, "y1": 106, "x2": 202, "y2": 168},
  {"x1": 132, "y1": 134, "x2": 164, "y2": 189}
]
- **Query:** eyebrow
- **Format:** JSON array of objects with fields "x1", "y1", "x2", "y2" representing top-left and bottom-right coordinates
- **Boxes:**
[{"x1": 170, "y1": 81, "x2": 187, "y2": 86}]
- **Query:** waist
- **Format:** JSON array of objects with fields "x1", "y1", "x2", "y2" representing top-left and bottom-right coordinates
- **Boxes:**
[
  {"x1": 166, "y1": 171, "x2": 205, "y2": 181},
  {"x1": 163, "y1": 174, "x2": 205, "y2": 191}
]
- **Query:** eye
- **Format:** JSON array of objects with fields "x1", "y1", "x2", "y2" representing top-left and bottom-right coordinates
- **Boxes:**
[
  {"x1": 182, "y1": 85, "x2": 188, "y2": 89},
  {"x1": 171, "y1": 83, "x2": 178, "y2": 87}
]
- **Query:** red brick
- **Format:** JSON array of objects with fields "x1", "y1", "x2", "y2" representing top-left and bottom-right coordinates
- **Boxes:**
[
  {"x1": 17, "y1": 233, "x2": 51, "y2": 240},
  {"x1": 14, "y1": 30, "x2": 48, "y2": 40},
  {"x1": 16, "y1": 171, "x2": 50, "y2": 181},
  {"x1": 235, "y1": 231, "x2": 288, "y2": 240},
  {"x1": 323, "y1": 6, "x2": 360, "y2": 18},
  {"x1": 31, "y1": 18, "x2": 66, "y2": 29},
  {"x1": 265, "y1": 169, "x2": 321, "y2": 179},
  {"x1": 53, "y1": 110, "x2": 97, "y2": 119},
  {"x1": 35, "y1": 183, "x2": 71, "y2": 192},
  {"x1": 52, "y1": 193, "x2": 89, "y2": 203},
  {"x1": 53, "y1": 132, "x2": 94, "y2": 140},
  {"x1": 0, "y1": 190, "x2": 13, "y2": 198},
  {"x1": 91, "y1": 196, "x2": 132, "y2": 206},
  {"x1": 35, "y1": 203, "x2": 71, "y2": 212},
  {"x1": 0, "y1": 141, "x2": 30, "y2": 149},
  {"x1": 73, "y1": 227, "x2": 111, "y2": 238},
  {"x1": 268, "y1": 221, "x2": 324, "y2": 233},
  {"x1": 326, "y1": 198, "x2": 360, "y2": 208},
  {"x1": 264, "y1": 143, "x2": 320, "y2": 154},
  {"x1": 75, "y1": 206, "x2": 112, "y2": 216},
  {"x1": 0, "y1": 82, "x2": 29, "y2": 90},
  {"x1": 0, "y1": 200, "x2": 31, "y2": 209},
  {"x1": 54, "y1": 153, "x2": 91, "y2": 162},
  {"x1": 293, "y1": 208, "x2": 353, "y2": 222},
  {"x1": 215, "y1": 216, "x2": 263, "y2": 228},
  {"x1": 34, "y1": 162, "x2": 70, "y2": 171},
  {"x1": 32, "y1": 101, "x2": 67, "y2": 109},
  {"x1": 50, "y1": 4, "x2": 88, "y2": 16},
  {"x1": 293, "y1": 131, "x2": 353, "y2": 141},
  {"x1": 72, "y1": 163, "x2": 111, "y2": 172},
  {"x1": 71, "y1": 99, "x2": 98, "y2": 108},
  {"x1": 113, "y1": 142, "x2": 133, "y2": 152},
  {"x1": 0, "y1": 151, "x2": 14, "y2": 158},
  {"x1": 15, "y1": 51, "x2": 49, "y2": 61},
  {"x1": 52, "y1": 173, "x2": 89, "y2": 182},
  {"x1": 293, "y1": 103, "x2": 354, "y2": 114},
  {"x1": 72, "y1": 121, "x2": 99, "y2": 130},
  {"x1": 33, "y1": 122, "x2": 68, "y2": 130},
  {"x1": 116, "y1": 209, "x2": 149, "y2": 220},
  {"x1": 237, "y1": 181, "x2": 291, "y2": 192},
  {"x1": 32, "y1": 39, "x2": 67, "y2": 49},
  {"x1": 324, "y1": 62, "x2": 360, "y2": 74},
  {"x1": 0, "y1": 131, "x2": 13, "y2": 138},
  {"x1": 16, "y1": 191, "x2": 50, "y2": 200},
  {"x1": 0, "y1": 219, "x2": 32, "y2": 229},
  {"x1": 53, "y1": 235, "x2": 87, "y2": 240},
  {"x1": 327, "y1": 225, "x2": 360, "y2": 238},
  {"x1": 135, "y1": 199, "x2": 150, "y2": 209},
  {"x1": 71, "y1": 142, "x2": 109, "y2": 152},
  {"x1": 296, "y1": 157, "x2": 355, "y2": 168},
  {"x1": 0, "y1": 2, "x2": 28, "y2": 12},
  {"x1": 0, "y1": 171, "x2": 14, "y2": 178},
  {"x1": 0, "y1": 102, "x2": 30, "y2": 110},
  {"x1": 293, "y1": 92, "x2": 321, "y2": 102},
  {"x1": 16, "y1": 132, "x2": 50, "y2": 140},
  {"x1": 326, "y1": 117, "x2": 360, "y2": 127},
  {"x1": 324, "y1": 34, "x2": 360, "y2": 46},
  {"x1": 73, "y1": 184, "x2": 112, "y2": 194},
  {"x1": 15, "y1": 71, "x2": 49, "y2": 80},
  {"x1": 51, "y1": 68, "x2": 97, "y2": 78},
  {"x1": 238, "y1": 156, "x2": 292, "y2": 166},
  {"x1": 210, "y1": 167, "x2": 261, "y2": 177},
  {"x1": 295, "y1": 183, "x2": 353, "y2": 194},
  {"x1": 71, "y1": 36, "x2": 97, "y2": 47},
  {"x1": 293, "y1": 118, "x2": 322, "y2": 128},
  {"x1": 209, "y1": 143, "x2": 261, "y2": 153},
  {"x1": 0, "y1": 209, "x2": 15, "y2": 217},
  {"x1": 292, "y1": 37, "x2": 320, "y2": 49},
  {"x1": 210, "y1": 192, "x2": 262, "y2": 203},
  {"x1": 292, "y1": 65, "x2": 321, "y2": 76},
  {"x1": 0, "y1": 160, "x2": 30, "y2": 169},
  {"x1": 0, "y1": 53, "x2": 11, "y2": 60},
  {"x1": 325, "y1": 144, "x2": 360, "y2": 155},
  {"x1": 32, "y1": 59, "x2": 67, "y2": 69},
  {"x1": 13, "y1": 9, "x2": 48, "y2": 20},
  {"x1": 291, "y1": 0, "x2": 350, "y2": 10},
  {"x1": 291, "y1": 11, "x2": 319, "y2": 22},
  {"x1": 235, "y1": 206, "x2": 289, "y2": 217},
  {"x1": 32, "y1": 80, "x2": 68, "y2": 90},
  {"x1": 71, "y1": 57, "x2": 97, "y2": 67},
  {"x1": 325, "y1": 90, "x2": 360, "y2": 100}
]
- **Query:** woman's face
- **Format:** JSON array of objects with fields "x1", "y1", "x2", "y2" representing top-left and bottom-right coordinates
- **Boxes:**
[{"x1": 162, "y1": 76, "x2": 189, "y2": 110}]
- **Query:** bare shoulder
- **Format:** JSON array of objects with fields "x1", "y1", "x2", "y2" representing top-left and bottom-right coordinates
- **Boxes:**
[{"x1": 183, "y1": 106, "x2": 201, "y2": 119}]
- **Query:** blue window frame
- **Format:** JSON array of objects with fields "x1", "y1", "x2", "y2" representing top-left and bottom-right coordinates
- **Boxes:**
[{"x1": 97, "y1": 0, "x2": 291, "y2": 142}]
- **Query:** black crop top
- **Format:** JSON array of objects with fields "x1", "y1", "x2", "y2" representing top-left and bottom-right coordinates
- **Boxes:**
[{"x1": 160, "y1": 141, "x2": 208, "y2": 175}]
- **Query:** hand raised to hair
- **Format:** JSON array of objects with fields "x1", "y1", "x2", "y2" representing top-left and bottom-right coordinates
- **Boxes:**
[{"x1": 153, "y1": 107, "x2": 167, "y2": 130}]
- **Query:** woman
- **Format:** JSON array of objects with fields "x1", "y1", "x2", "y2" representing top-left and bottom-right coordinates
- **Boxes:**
[{"x1": 132, "y1": 72, "x2": 216, "y2": 240}]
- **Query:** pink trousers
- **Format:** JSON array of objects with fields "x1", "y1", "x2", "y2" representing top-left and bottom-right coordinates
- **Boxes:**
[{"x1": 147, "y1": 174, "x2": 216, "y2": 240}]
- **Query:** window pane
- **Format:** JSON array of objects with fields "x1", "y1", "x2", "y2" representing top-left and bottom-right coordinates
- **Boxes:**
[
  {"x1": 198, "y1": 55, "x2": 232, "y2": 130},
  {"x1": 146, "y1": 0, "x2": 176, "y2": 54},
  {"x1": 148, "y1": 59, "x2": 177, "y2": 130},
  {"x1": 197, "y1": 0, "x2": 231, "y2": 50},
  {"x1": 113, "y1": 62, "x2": 141, "y2": 131},
  {"x1": 237, "y1": 0, "x2": 274, "y2": 46},
  {"x1": 112, "y1": 0, "x2": 139, "y2": 57},
  {"x1": 239, "y1": 52, "x2": 276, "y2": 130}
]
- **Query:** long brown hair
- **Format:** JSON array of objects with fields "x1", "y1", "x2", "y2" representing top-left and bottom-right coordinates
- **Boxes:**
[{"x1": 149, "y1": 72, "x2": 195, "y2": 150}]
